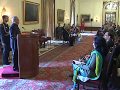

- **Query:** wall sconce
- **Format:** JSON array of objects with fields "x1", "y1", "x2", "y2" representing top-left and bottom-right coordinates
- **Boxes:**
[
  {"x1": 1, "y1": 7, "x2": 6, "y2": 16},
  {"x1": 94, "y1": 17, "x2": 99, "y2": 22},
  {"x1": 96, "y1": 17, "x2": 98, "y2": 22},
  {"x1": 1, "y1": 7, "x2": 10, "y2": 16}
]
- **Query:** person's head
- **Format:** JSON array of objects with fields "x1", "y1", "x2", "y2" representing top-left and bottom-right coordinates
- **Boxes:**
[
  {"x1": 117, "y1": 30, "x2": 120, "y2": 37},
  {"x1": 93, "y1": 36, "x2": 107, "y2": 57},
  {"x1": 93, "y1": 36, "x2": 105, "y2": 48},
  {"x1": 2, "y1": 15, "x2": 9, "y2": 23},
  {"x1": 72, "y1": 24, "x2": 75, "y2": 28},
  {"x1": 104, "y1": 31, "x2": 114, "y2": 42},
  {"x1": 12, "y1": 16, "x2": 19, "y2": 25},
  {"x1": 96, "y1": 30, "x2": 104, "y2": 37}
]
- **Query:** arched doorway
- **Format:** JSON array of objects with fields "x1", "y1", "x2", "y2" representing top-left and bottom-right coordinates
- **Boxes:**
[{"x1": 103, "y1": 1, "x2": 119, "y2": 25}]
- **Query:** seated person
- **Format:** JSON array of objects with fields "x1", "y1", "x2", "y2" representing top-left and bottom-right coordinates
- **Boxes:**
[
  {"x1": 71, "y1": 36, "x2": 107, "y2": 90},
  {"x1": 104, "y1": 31, "x2": 114, "y2": 50},
  {"x1": 96, "y1": 29, "x2": 104, "y2": 37},
  {"x1": 113, "y1": 31, "x2": 120, "y2": 58}
]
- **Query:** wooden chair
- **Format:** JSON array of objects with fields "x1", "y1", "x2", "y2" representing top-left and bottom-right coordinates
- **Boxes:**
[
  {"x1": 32, "y1": 29, "x2": 51, "y2": 48},
  {"x1": 76, "y1": 46, "x2": 116, "y2": 90}
]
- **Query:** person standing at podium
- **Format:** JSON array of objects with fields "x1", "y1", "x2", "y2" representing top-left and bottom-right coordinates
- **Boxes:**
[
  {"x1": 0, "y1": 15, "x2": 11, "y2": 65},
  {"x1": 10, "y1": 16, "x2": 21, "y2": 71}
]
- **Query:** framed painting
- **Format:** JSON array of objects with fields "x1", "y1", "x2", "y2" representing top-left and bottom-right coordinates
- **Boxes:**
[
  {"x1": 57, "y1": 9, "x2": 65, "y2": 22},
  {"x1": 23, "y1": 1, "x2": 40, "y2": 24},
  {"x1": 81, "y1": 14, "x2": 90, "y2": 22}
]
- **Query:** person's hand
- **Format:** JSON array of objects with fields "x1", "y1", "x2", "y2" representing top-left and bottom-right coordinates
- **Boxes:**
[
  {"x1": 84, "y1": 55, "x2": 90, "y2": 60},
  {"x1": 79, "y1": 58, "x2": 82, "y2": 62},
  {"x1": 79, "y1": 57, "x2": 85, "y2": 62},
  {"x1": 79, "y1": 59, "x2": 86, "y2": 64},
  {"x1": 2, "y1": 43, "x2": 5, "y2": 47},
  {"x1": 80, "y1": 62, "x2": 85, "y2": 64}
]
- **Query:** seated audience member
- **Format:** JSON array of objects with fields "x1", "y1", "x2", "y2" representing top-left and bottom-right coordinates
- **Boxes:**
[
  {"x1": 112, "y1": 23, "x2": 116, "y2": 30},
  {"x1": 104, "y1": 31, "x2": 114, "y2": 50},
  {"x1": 113, "y1": 31, "x2": 120, "y2": 58},
  {"x1": 116, "y1": 25, "x2": 120, "y2": 31},
  {"x1": 71, "y1": 24, "x2": 78, "y2": 34},
  {"x1": 96, "y1": 30, "x2": 104, "y2": 37},
  {"x1": 69, "y1": 24, "x2": 79, "y2": 46},
  {"x1": 65, "y1": 23, "x2": 71, "y2": 32},
  {"x1": 71, "y1": 36, "x2": 107, "y2": 90}
]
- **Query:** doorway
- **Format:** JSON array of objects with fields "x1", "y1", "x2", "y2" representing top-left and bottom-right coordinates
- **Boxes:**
[
  {"x1": 103, "y1": 1, "x2": 118, "y2": 25},
  {"x1": 105, "y1": 12, "x2": 116, "y2": 23}
]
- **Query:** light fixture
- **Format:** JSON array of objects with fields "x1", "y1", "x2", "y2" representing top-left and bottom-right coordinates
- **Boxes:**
[
  {"x1": 94, "y1": 16, "x2": 99, "y2": 22},
  {"x1": 1, "y1": 7, "x2": 10, "y2": 16},
  {"x1": 1, "y1": 7, "x2": 6, "y2": 16}
]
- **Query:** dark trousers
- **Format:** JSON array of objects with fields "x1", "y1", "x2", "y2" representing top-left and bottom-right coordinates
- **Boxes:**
[
  {"x1": 69, "y1": 36, "x2": 75, "y2": 46},
  {"x1": 2, "y1": 44, "x2": 10, "y2": 65},
  {"x1": 11, "y1": 39, "x2": 19, "y2": 69}
]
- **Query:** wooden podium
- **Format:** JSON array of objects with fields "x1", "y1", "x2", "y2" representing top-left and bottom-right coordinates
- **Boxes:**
[{"x1": 17, "y1": 32, "x2": 39, "y2": 78}]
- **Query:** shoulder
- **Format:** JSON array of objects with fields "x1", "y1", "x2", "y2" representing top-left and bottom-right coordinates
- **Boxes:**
[
  {"x1": 0, "y1": 24, "x2": 4, "y2": 30},
  {"x1": 0, "y1": 23, "x2": 3, "y2": 27},
  {"x1": 10, "y1": 24, "x2": 15, "y2": 31},
  {"x1": 10, "y1": 23, "x2": 15, "y2": 28},
  {"x1": 91, "y1": 50, "x2": 101, "y2": 56}
]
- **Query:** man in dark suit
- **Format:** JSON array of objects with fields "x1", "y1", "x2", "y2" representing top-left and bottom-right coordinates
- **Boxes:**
[
  {"x1": 10, "y1": 16, "x2": 21, "y2": 71},
  {"x1": 62, "y1": 24, "x2": 69, "y2": 42},
  {"x1": 0, "y1": 15, "x2": 11, "y2": 65}
]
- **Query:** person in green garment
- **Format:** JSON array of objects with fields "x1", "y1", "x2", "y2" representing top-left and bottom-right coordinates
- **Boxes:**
[{"x1": 71, "y1": 36, "x2": 108, "y2": 90}]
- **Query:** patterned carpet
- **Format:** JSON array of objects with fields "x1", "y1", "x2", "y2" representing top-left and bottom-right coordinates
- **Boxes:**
[{"x1": 0, "y1": 36, "x2": 94, "y2": 90}]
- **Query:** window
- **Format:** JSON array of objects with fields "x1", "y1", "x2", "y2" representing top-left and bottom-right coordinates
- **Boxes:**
[{"x1": 105, "y1": 2, "x2": 118, "y2": 10}]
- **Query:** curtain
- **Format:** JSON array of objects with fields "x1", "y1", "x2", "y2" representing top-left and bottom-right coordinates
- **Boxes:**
[
  {"x1": 70, "y1": 0, "x2": 75, "y2": 26},
  {"x1": 41, "y1": 0, "x2": 55, "y2": 38}
]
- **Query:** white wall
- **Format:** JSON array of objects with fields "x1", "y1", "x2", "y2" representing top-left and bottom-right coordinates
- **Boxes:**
[
  {"x1": 55, "y1": 0, "x2": 70, "y2": 27},
  {"x1": 55, "y1": 0, "x2": 80, "y2": 26},
  {"x1": 0, "y1": 0, "x2": 41, "y2": 31},
  {"x1": 78, "y1": 0, "x2": 103, "y2": 27}
]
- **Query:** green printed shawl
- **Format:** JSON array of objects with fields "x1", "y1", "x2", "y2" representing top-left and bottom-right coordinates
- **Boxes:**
[
  {"x1": 73, "y1": 50, "x2": 103, "y2": 82},
  {"x1": 90, "y1": 50, "x2": 103, "y2": 80}
]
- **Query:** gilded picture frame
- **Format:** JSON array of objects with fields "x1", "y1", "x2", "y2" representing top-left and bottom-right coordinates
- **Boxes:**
[
  {"x1": 81, "y1": 14, "x2": 90, "y2": 22},
  {"x1": 23, "y1": 1, "x2": 40, "y2": 24},
  {"x1": 57, "y1": 9, "x2": 65, "y2": 23}
]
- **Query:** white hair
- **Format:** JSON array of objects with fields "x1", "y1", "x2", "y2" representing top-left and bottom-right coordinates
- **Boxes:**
[{"x1": 12, "y1": 16, "x2": 18, "y2": 23}]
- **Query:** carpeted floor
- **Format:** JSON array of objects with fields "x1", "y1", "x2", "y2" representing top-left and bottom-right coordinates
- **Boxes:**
[{"x1": 0, "y1": 36, "x2": 94, "y2": 90}]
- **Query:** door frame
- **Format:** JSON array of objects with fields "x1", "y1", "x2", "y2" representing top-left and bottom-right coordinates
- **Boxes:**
[{"x1": 105, "y1": 12, "x2": 116, "y2": 23}]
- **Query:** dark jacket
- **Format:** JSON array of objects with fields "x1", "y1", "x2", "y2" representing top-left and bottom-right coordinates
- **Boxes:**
[
  {"x1": 0, "y1": 23, "x2": 10, "y2": 44},
  {"x1": 9, "y1": 23, "x2": 21, "y2": 50},
  {"x1": 9, "y1": 23, "x2": 21, "y2": 39}
]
